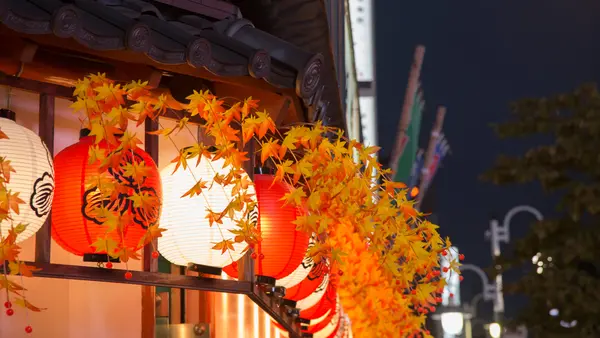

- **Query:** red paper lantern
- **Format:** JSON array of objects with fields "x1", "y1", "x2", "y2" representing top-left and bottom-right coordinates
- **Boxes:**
[
  {"x1": 51, "y1": 130, "x2": 161, "y2": 256},
  {"x1": 273, "y1": 300, "x2": 341, "y2": 338},
  {"x1": 223, "y1": 172, "x2": 309, "y2": 279},
  {"x1": 305, "y1": 298, "x2": 338, "y2": 334},
  {"x1": 300, "y1": 283, "x2": 337, "y2": 320},
  {"x1": 285, "y1": 260, "x2": 327, "y2": 301}
]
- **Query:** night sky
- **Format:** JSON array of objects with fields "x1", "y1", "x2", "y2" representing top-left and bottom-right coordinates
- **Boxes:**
[{"x1": 374, "y1": 0, "x2": 600, "y2": 323}]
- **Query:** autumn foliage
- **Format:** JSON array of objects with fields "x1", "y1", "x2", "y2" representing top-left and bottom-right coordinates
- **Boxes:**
[{"x1": 2, "y1": 73, "x2": 459, "y2": 337}]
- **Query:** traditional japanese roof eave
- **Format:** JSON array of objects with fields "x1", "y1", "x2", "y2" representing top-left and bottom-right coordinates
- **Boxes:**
[
  {"x1": 233, "y1": 0, "x2": 347, "y2": 133},
  {"x1": 0, "y1": 0, "x2": 343, "y2": 132}
]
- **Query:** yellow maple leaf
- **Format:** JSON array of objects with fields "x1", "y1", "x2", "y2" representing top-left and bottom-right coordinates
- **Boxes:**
[
  {"x1": 121, "y1": 161, "x2": 151, "y2": 182},
  {"x1": 274, "y1": 160, "x2": 294, "y2": 183},
  {"x1": 14, "y1": 298, "x2": 46, "y2": 312},
  {"x1": 87, "y1": 145, "x2": 106, "y2": 165},
  {"x1": 90, "y1": 237, "x2": 119, "y2": 256},
  {"x1": 129, "y1": 191, "x2": 159, "y2": 209},
  {"x1": 280, "y1": 187, "x2": 306, "y2": 207}
]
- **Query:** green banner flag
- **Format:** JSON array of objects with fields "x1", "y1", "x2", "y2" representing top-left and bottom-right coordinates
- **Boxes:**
[{"x1": 392, "y1": 91, "x2": 424, "y2": 183}]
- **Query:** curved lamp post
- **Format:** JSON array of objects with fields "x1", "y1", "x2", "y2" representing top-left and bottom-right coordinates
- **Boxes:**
[
  {"x1": 459, "y1": 264, "x2": 496, "y2": 303},
  {"x1": 485, "y1": 205, "x2": 543, "y2": 337},
  {"x1": 436, "y1": 264, "x2": 497, "y2": 338}
]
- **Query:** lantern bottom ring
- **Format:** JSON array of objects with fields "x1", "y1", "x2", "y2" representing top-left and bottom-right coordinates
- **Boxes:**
[
  {"x1": 256, "y1": 274, "x2": 277, "y2": 286},
  {"x1": 83, "y1": 253, "x2": 120, "y2": 263},
  {"x1": 301, "y1": 330, "x2": 312, "y2": 337},
  {"x1": 283, "y1": 299, "x2": 297, "y2": 308},
  {"x1": 187, "y1": 263, "x2": 222, "y2": 277},
  {"x1": 297, "y1": 317, "x2": 310, "y2": 325}
]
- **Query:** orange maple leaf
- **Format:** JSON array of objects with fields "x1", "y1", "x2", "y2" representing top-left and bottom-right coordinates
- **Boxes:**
[
  {"x1": 241, "y1": 97, "x2": 260, "y2": 119},
  {"x1": 260, "y1": 139, "x2": 281, "y2": 164},
  {"x1": 0, "y1": 159, "x2": 16, "y2": 183},
  {"x1": 212, "y1": 239, "x2": 235, "y2": 254},
  {"x1": 222, "y1": 148, "x2": 249, "y2": 169},
  {"x1": 137, "y1": 224, "x2": 167, "y2": 248},
  {"x1": 181, "y1": 179, "x2": 209, "y2": 198},
  {"x1": 129, "y1": 100, "x2": 158, "y2": 126},
  {"x1": 255, "y1": 110, "x2": 276, "y2": 139},
  {"x1": 205, "y1": 209, "x2": 224, "y2": 227}
]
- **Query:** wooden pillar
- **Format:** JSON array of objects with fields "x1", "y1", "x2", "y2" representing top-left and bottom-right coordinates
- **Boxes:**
[
  {"x1": 169, "y1": 264, "x2": 183, "y2": 324},
  {"x1": 35, "y1": 93, "x2": 55, "y2": 263},
  {"x1": 185, "y1": 271, "x2": 217, "y2": 337},
  {"x1": 142, "y1": 117, "x2": 160, "y2": 338}
]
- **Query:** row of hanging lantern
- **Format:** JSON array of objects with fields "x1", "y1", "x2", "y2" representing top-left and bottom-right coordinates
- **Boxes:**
[
  {"x1": 275, "y1": 291, "x2": 342, "y2": 338},
  {"x1": 1, "y1": 112, "x2": 342, "y2": 331}
]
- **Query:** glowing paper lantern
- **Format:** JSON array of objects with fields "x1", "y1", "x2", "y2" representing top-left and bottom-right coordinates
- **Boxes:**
[
  {"x1": 300, "y1": 282, "x2": 336, "y2": 320},
  {"x1": 305, "y1": 297, "x2": 339, "y2": 334},
  {"x1": 297, "y1": 271, "x2": 330, "y2": 310},
  {"x1": 285, "y1": 260, "x2": 327, "y2": 302},
  {"x1": 313, "y1": 299, "x2": 341, "y2": 338},
  {"x1": 158, "y1": 154, "x2": 256, "y2": 269},
  {"x1": 0, "y1": 111, "x2": 54, "y2": 243},
  {"x1": 272, "y1": 307, "x2": 333, "y2": 333},
  {"x1": 276, "y1": 236, "x2": 316, "y2": 289},
  {"x1": 223, "y1": 172, "x2": 309, "y2": 279},
  {"x1": 52, "y1": 129, "x2": 161, "y2": 256}
]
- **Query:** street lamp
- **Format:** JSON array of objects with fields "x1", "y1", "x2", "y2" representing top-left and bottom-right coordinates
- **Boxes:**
[
  {"x1": 441, "y1": 311, "x2": 464, "y2": 335},
  {"x1": 485, "y1": 205, "x2": 543, "y2": 330},
  {"x1": 433, "y1": 306, "x2": 472, "y2": 337},
  {"x1": 488, "y1": 322, "x2": 501, "y2": 338}
]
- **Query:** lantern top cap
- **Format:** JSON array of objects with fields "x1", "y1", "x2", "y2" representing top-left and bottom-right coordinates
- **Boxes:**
[
  {"x1": 79, "y1": 128, "x2": 124, "y2": 139},
  {"x1": 254, "y1": 166, "x2": 275, "y2": 175},
  {"x1": 80, "y1": 128, "x2": 91, "y2": 138},
  {"x1": 180, "y1": 145, "x2": 218, "y2": 155},
  {"x1": 0, "y1": 109, "x2": 16, "y2": 121}
]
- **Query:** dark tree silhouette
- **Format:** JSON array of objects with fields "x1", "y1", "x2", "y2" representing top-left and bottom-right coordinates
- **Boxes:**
[{"x1": 481, "y1": 83, "x2": 600, "y2": 338}]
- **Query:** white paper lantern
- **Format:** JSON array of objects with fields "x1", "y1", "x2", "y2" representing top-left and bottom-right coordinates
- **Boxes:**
[
  {"x1": 308, "y1": 307, "x2": 332, "y2": 327},
  {"x1": 158, "y1": 154, "x2": 256, "y2": 268},
  {"x1": 276, "y1": 235, "x2": 315, "y2": 289},
  {"x1": 0, "y1": 114, "x2": 54, "y2": 243},
  {"x1": 297, "y1": 272, "x2": 329, "y2": 310}
]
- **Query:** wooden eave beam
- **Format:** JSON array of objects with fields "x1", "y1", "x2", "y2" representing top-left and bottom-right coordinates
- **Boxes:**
[
  {"x1": 0, "y1": 72, "x2": 206, "y2": 124},
  {"x1": 0, "y1": 27, "x2": 280, "y2": 95}
]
